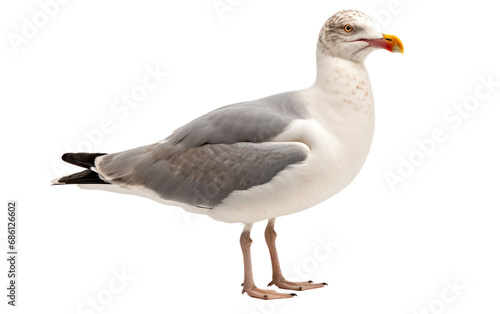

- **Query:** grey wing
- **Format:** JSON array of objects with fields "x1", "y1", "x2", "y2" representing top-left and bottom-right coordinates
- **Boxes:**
[
  {"x1": 167, "y1": 91, "x2": 309, "y2": 148},
  {"x1": 96, "y1": 141, "x2": 310, "y2": 208}
]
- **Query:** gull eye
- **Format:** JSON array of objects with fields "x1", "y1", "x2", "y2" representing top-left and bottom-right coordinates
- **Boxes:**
[{"x1": 344, "y1": 24, "x2": 353, "y2": 33}]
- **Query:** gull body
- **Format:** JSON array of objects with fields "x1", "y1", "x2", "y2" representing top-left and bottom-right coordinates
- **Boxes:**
[{"x1": 85, "y1": 57, "x2": 374, "y2": 224}]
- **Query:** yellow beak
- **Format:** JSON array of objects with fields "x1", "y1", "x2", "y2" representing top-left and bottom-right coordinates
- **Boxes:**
[{"x1": 382, "y1": 34, "x2": 404, "y2": 54}]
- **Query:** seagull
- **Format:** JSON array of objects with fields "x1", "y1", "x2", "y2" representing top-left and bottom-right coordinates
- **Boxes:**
[{"x1": 52, "y1": 10, "x2": 403, "y2": 300}]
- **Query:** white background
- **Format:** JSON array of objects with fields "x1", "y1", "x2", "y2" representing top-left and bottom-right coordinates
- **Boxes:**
[{"x1": 1, "y1": 0, "x2": 499, "y2": 313}]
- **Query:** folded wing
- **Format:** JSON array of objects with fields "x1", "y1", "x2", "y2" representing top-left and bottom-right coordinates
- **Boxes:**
[{"x1": 97, "y1": 141, "x2": 310, "y2": 208}]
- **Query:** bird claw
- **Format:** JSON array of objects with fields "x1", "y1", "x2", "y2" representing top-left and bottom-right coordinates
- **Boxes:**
[
  {"x1": 266, "y1": 278, "x2": 328, "y2": 291},
  {"x1": 241, "y1": 284, "x2": 297, "y2": 300}
]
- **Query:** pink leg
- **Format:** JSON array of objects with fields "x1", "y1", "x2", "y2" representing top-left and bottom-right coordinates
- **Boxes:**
[
  {"x1": 240, "y1": 224, "x2": 296, "y2": 300},
  {"x1": 265, "y1": 218, "x2": 327, "y2": 291}
]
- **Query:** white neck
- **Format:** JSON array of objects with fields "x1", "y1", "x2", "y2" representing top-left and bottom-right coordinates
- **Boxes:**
[
  {"x1": 313, "y1": 51, "x2": 371, "y2": 97},
  {"x1": 301, "y1": 50, "x2": 376, "y2": 167}
]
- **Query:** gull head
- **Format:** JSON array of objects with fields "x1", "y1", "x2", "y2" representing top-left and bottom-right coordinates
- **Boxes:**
[{"x1": 317, "y1": 10, "x2": 404, "y2": 62}]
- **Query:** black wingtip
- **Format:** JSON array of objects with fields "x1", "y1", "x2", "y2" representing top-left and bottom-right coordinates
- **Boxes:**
[
  {"x1": 54, "y1": 169, "x2": 109, "y2": 185},
  {"x1": 61, "y1": 152, "x2": 107, "y2": 169}
]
